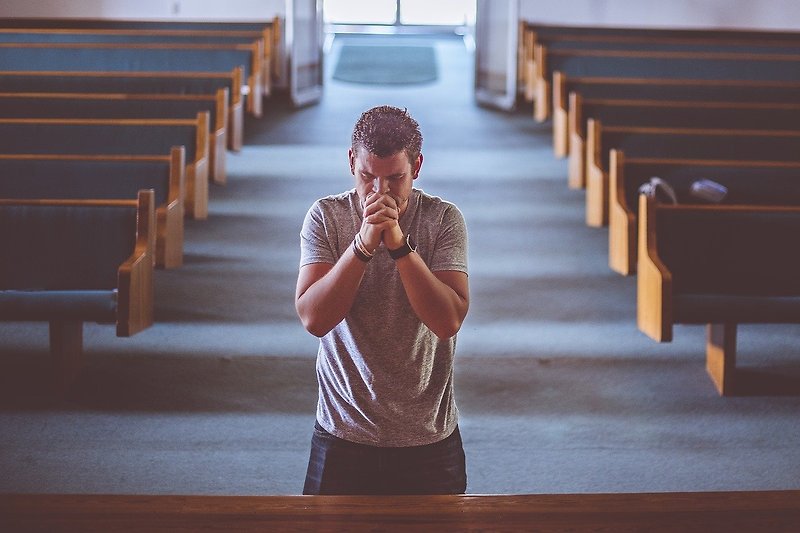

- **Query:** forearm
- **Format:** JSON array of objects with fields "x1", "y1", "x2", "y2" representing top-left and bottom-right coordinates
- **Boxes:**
[
  {"x1": 295, "y1": 247, "x2": 367, "y2": 337},
  {"x1": 395, "y1": 253, "x2": 469, "y2": 339}
]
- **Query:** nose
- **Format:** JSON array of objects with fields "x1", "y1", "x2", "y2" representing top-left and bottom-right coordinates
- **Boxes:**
[{"x1": 373, "y1": 177, "x2": 389, "y2": 193}]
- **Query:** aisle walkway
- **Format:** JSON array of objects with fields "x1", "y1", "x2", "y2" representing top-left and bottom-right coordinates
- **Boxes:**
[{"x1": 1, "y1": 34, "x2": 799, "y2": 495}]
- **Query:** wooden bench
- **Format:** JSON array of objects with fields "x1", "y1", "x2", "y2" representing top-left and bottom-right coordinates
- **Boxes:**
[
  {"x1": 0, "y1": 115, "x2": 209, "y2": 219},
  {"x1": 637, "y1": 195, "x2": 800, "y2": 395},
  {"x1": 0, "y1": 16, "x2": 281, "y2": 92},
  {"x1": 569, "y1": 97, "x2": 800, "y2": 189},
  {"x1": 0, "y1": 190, "x2": 154, "y2": 391},
  {"x1": 585, "y1": 122, "x2": 800, "y2": 227},
  {"x1": 552, "y1": 74, "x2": 800, "y2": 162},
  {"x1": 608, "y1": 153, "x2": 800, "y2": 275},
  {"x1": 0, "y1": 90, "x2": 227, "y2": 185},
  {"x1": 0, "y1": 69, "x2": 245, "y2": 151},
  {"x1": 0, "y1": 40, "x2": 263, "y2": 117},
  {"x1": 0, "y1": 27, "x2": 273, "y2": 97},
  {"x1": 0, "y1": 149, "x2": 185, "y2": 269},
  {"x1": 533, "y1": 45, "x2": 800, "y2": 122},
  {"x1": 2, "y1": 490, "x2": 800, "y2": 531},
  {"x1": 520, "y1": 22, "x2": 800, "y2": 105}
]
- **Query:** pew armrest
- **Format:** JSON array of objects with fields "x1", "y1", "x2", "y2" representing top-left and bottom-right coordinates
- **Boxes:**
[
  {"x1": 117, "y1": 190, "x2": 155, "y2": 337},
  {"x1": 637, "y1": 194, "x2": 673, "y2": 342}
]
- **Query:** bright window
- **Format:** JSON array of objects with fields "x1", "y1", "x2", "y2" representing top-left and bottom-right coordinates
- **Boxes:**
[
  {"x1": 399, "y1": 0, "x2": 476, "y2": 26},
  {"x1": 324, "y1": 0, "x2": 475, "y2": 26},
  {"x1": 324, "y1": 0, "x2": 396, "y2": 25}
]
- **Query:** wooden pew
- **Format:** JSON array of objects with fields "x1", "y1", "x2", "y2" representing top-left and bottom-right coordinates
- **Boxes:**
[
  {"x1": 0, "y1": 90, "x2": 227, "y2": 185},
  {"x1": 569, "y1": 97, "x2": 800, "y2": 189},
  {"x1": 609, "y1": 153, "x2": 800, "y2": 275},
  {"x1": 0, "y1": 40, "x2": 263, "y2": 117},
  {"x1": 637, "y1": 195, "x2": 800, "y2": 395},
  {"x1": 585, "y1": 122, "x2": 800, "y2": 226},
  {"x1": 0, "y1": 149, "x2": 185, "y2": 269},
  {"x1": 0, "y1": 190, "x2": 154, "y2": 392},
  {"x1": 0, "y1": 16, "x2": 281, "y2": 91},
  {"x1": 0, "y1": 28, "x2": 273, "y2": 96},
  {"x1": 533, "y1": 45, "x2": 800, "y2": 122},
  {"x1": 520, "y1": 21, "x2": 800, "y2": 104},
  {"x1": 0, "y1": 115, "x2": 209, "y2": 219},
  {"x1": 2, "y1": 491, "x2": 800, "y2": 531},
  {"x1": 0, "y1": 69, "x2": 244, "y2": 151},
  {"x1": 554, "y1": 74, "x2": 800, "y2": 165}
]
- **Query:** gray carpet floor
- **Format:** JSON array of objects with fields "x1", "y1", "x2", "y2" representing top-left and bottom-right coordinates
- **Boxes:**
[{"x1": 1, "y1": 35, "x2": 799, "y2": 496}]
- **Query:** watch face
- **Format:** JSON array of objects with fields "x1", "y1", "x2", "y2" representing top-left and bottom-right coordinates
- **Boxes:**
[{"x1": 407, "y1": 234, "x2": 417, "y2": 251}]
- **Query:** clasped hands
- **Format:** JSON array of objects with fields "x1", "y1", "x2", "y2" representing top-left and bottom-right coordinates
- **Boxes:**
[{"x1": 359, "y1": 189, "x2": 405, "y2": 253}]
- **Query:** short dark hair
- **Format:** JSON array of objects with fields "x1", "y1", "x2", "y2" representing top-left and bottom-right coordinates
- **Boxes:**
[{"x1": 351, "y1": 105, "x2": 422, "y2": 163}]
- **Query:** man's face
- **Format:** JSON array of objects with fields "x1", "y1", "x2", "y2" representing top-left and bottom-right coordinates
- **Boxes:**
[{"x1": 349, "y1": 147, "x2": 422, "y2": 216}]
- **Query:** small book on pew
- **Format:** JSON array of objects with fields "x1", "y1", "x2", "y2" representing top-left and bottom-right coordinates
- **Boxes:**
[{"x1": 689, "y1": 179, "x2": 728, "y2": 204}]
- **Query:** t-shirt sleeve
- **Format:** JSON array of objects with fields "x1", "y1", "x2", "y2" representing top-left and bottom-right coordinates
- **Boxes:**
[
  {"x1": 430, "y1": 203, "x2": 468, "y2": 274},
  {"x1": 300, "y1": 201, "x2": 336, "y2": 267}
]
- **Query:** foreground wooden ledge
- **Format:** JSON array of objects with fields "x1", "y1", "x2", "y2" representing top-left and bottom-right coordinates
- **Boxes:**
[{"x1": 2, "y1": 491, "x2": 799, "y2": 532}]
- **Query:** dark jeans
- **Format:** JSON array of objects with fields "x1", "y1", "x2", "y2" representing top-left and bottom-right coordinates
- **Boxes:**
[{"x1": 303, "y1": 422, "x2": 467, "y2": 495}]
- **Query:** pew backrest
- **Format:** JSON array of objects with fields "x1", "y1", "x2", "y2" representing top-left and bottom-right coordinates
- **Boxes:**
[
  {"x1": 608, "y1": 151, "x2": 800, "y2": 275},
  {"x1": 0, "y1": 41, "x2": 262, "y2": 116}
]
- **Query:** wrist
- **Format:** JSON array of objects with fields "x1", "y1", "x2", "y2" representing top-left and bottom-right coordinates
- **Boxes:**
[
  {"x1": 352, "y1": 233, "x2": 374, "y2": 262},
  {"x1": 388, "y1": 234, "x2": 417, "y2": 260}
]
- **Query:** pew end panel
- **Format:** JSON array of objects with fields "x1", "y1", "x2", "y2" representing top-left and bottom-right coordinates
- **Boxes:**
[
  {"x1": 212, "y1": 87, "x2": 229, "y2": 185},
  {"x1": 636, "y1": 194, "x2": 673, "y2": 343},
  {"x1": 552, "y1": 71, "x2": 571, "y2": 156},
  {"x1": 117, "y1": 189, "x2": 156, "y2": 337},
  {"x1": 533, "y1": 44, "x2": 551, "y2": 122},
  {"x1": 229, "y1": 66, "x2": 244, "y2": 151},
  {"x1": 184, "y1": 112, "x2": 210, "y2": 220},
  {"x1": 244, "y1": 40, "x2": 264, "y2": 118},
  {"x1": 523, "y1": 28, "x2": 537, "y2": 102},
  {"x1": 585, "y1": 118, "x2": 609, "y2": 226},
  {"x1": 158, "y1": 147, "x2": 186, "y2": 269},
  {"x1": 608, "y1": 149, "x2": 637, "y2": 275},
  {"x1": 567, "y1": 90, "x2": 586, "y2": 188},
  {"x1": 552, "y1": 71, "x2": 569, "y2": 158}
]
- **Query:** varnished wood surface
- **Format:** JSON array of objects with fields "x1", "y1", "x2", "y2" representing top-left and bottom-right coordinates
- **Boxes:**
[{"x1": 1, "y1": 491, "x2": 799, "y2": 532}]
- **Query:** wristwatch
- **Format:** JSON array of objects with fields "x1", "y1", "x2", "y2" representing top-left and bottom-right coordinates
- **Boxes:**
[{"x1": 388, "y1": 234, "x2": 417, "y2": 260}]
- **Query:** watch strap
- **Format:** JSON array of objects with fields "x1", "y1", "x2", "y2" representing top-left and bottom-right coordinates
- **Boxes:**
[{"x1": 388, "y1": 234, "x2": 416, "y2": 260}]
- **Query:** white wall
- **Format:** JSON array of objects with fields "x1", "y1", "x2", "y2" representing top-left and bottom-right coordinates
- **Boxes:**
[
  {"x1": 0, "y1": 0, "x2": 284, "y2": 20},
  {"x1": 519, "y1": 0, "x2": 800, "y2": 31}
]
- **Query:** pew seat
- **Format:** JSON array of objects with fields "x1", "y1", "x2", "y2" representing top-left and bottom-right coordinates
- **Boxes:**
[
  {"x1": 636, "y1": 196, "x2": 800, "y2": 395},
  {"x1": 0, "y1": 191, "x2": 154, "y2": 391}
]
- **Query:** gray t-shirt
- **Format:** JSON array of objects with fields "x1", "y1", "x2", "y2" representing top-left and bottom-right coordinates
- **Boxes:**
[{"x1": 299, "y1": 187, "x2": 468, "y2": 447}]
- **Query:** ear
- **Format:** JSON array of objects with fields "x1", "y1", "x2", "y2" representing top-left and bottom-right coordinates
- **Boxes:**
[
  {"x1": 413, "y1": 153, "x2": 423, "y2": 179},
  {"x1": 348, "y1": 148, "x2": 355, "y2": 175}
]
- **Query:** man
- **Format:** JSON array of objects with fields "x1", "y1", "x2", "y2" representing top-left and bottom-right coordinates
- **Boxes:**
[{"x1": 295, "y1": 105, "x2": 470, "y2": 495}]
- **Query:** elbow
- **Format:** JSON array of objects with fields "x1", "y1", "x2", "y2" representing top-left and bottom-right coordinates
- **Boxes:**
[
  {"x1": 296, "y1": 302, "x2": 331, "y2": 338},
  {"x1": 431, "y1": 317, "x2": 464, "y2": 340},
  {"x1": 299, "y1": 314, "x2": 332, "y2": 338}
]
